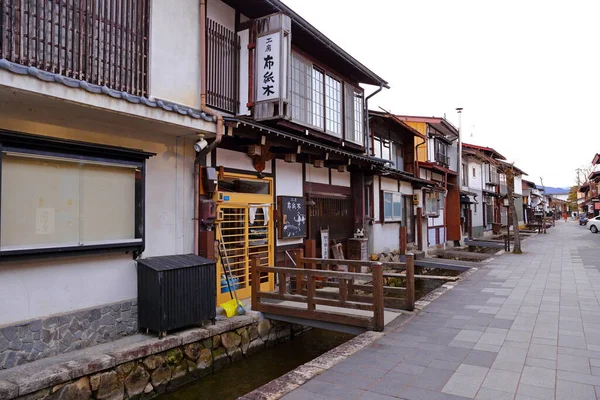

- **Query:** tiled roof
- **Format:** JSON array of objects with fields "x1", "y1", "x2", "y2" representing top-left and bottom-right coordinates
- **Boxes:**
[{"x1": 0, "y1": 59, "x2": 215, "y2": 123}]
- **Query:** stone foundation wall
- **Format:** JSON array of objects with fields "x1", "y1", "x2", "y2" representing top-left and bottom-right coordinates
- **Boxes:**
[
  {"x1": 1, "y1": 317, "x2": 301, "y2": 400},
  {"x1": 0, "y1": 299, "x2": 138, "y2": 370}
]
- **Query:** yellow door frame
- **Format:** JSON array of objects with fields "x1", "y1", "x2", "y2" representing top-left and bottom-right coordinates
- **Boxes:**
[{"x1": 214, "y1": 172, "x2": 275, "y2": 305}]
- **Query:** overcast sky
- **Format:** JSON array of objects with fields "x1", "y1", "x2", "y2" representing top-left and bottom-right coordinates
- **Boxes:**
[{"x1": 282, "y1": 0, "x2": 600, "y2": 187}]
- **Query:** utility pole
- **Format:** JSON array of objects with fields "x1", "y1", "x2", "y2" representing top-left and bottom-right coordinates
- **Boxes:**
[
  {"x1": 540, "y1": 177, "x2": 547, "y2": 234},
  {"x1": 456, "y1": 108, "x2": 463, "y2": 246}
]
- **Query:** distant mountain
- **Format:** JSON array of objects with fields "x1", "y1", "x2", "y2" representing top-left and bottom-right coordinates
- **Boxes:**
[{"x1": 543, "y1": 186, "x2": 570, "y2": 195}]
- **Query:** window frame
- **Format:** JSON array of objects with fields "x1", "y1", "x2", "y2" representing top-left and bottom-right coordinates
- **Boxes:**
[
  {"x1": 424, "y1": 190, "x2": 442, "y2": 217},
  {"x1": 381, "y1": 190, "x2": 403, "y2": 223},
  {"x1": 290, "y1": 52, "x2": 364, "y2": 144},
  {"x1": 0, "y1": 130, "x2": 153, "y2": 262}
]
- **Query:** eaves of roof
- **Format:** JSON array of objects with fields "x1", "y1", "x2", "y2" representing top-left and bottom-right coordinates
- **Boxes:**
[
  {"x1": 368, "y1": 110, "x2": 427, "y2": 139},
  {"x1": 462, "y1": 143, "x2": 506, "y2": 160},
  {"x1": 592, "y1": 153, "x2": 600, "y2": 165},
  {"x1": 0, "y1": 59, "x2": 216, "y2": 123},
  {"x1": 223, "y1": 116, "x2": 387, "y2": 166}
]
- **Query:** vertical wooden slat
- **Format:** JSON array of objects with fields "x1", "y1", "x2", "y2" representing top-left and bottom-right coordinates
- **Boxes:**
[
  {"x1": 278, "y1": 271, "x2": 286, "y2": 295},
  {"x1": 41, "y1": 0, "x2": 46, "y2": 68},
  {"x1": 250, "y1": 256, "x2": 260, "y2": 312},
  {"x1": 404, "y1": 254, "x2": 415, "y2": 311},
  {"x1": 372, "y1": 264, "x2": 384, "y2": 332},
  {"x1": 293, "y1": 249, "x2": 304, "y2": 295},
  {"x1": 142, "y1": 0, "x2": 148, "y2": 96},
  {"x1": 77, "y1": 0, "x2": 83, "y2": 78},
  {"x1": 399, "y1": 226, "x2": 407, "y2": 256},
  {"x1": 1, "y1": 0, "x2": 4, "y2": 59},
  {"x1": 306, "y1": 274, "x2": 315, "y2": 311}
]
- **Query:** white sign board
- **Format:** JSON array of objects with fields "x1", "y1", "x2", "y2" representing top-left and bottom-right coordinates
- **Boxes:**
[
  {"x1": 256, "y1": 33, "x2": 280, "y2": 102},
  {"x1": 320, "y1": 229, "x2": 329, "y2": 259}
]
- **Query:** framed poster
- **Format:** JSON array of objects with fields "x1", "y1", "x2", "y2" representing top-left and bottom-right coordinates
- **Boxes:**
[{"x1": 277, "y1": 196, "x2": 306, "y2": 239}]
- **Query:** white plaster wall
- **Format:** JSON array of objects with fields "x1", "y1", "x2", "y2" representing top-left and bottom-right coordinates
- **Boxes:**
[
  {"x1": 306, "y1": 165, "x2": 329, "y2": 184},
  {"x1": 149, "y1": 0, "x2": 201, "y2": 108},
  {"x1": 468, "y1": 159, "x2": 483, "y2": 190},
  {"x1": 400, "y1": 181, "x2": 413, "y2": 195},
  {"x1": 0, "y1": 117, "x2": 196, "y2": 326},
  {"x1": 373, "y1": 177, "x2": 381, "y2": 222},
  {"x1": 275, "y1": 160, "x2": 303, "y2": 246},
  {"x1": 380, "y1": 177, "x2": 397, "y2": 191},
  {"x1": 370, "y1": 224, "x2": 399, "y2": 254},
  {"x1": 331, "y1": 169, "x2": 351, "y2": 187},
  {"x1": 215, "y1": 148, "x2": 272, "y2": 174},
  {"x1": 207, "y1": 0, "x2": 235, "y2": 30}
]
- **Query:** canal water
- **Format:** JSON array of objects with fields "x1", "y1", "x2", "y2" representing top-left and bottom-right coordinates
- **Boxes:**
[{"x1": 157, "y1": 328, "x2": 354, "y2": 400}]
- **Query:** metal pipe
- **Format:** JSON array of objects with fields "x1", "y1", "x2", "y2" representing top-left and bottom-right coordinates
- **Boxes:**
[
  {"x1": 195, "y1": 0, "x2": 224, "y2": 255},
  {"x1": 365, "y1": 84, "x2": 383, "y2": 153}
]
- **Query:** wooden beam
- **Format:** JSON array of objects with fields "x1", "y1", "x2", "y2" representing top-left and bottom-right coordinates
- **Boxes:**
[
  {"x1": 253, "y1": 302, "x2": 373, "y2": 328},
  {"x1": 256, "y1": 265, "x2": 373, "y2": 281},
  {"x1": 372, "y1": 265, "x2": 385, "y2": 331}
]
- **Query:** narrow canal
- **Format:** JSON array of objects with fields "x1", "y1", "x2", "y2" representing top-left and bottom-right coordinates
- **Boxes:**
[{"x1": 157, "y1": 328, "x2": 354, "y2": 400}]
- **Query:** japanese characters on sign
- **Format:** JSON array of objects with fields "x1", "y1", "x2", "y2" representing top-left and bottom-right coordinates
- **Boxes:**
[
  {"x1": 277, "y1": 196, "x2": 306, "y2": 239},
  {"x1": 256, "y1": 32, "x2": 281, "y2": 102}
]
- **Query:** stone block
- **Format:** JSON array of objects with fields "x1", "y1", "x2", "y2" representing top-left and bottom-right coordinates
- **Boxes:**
[
  {"x1": 249, "y1": 326, "x2": 259, "y2": 341},
  {"x1": 58, "y1": 315, "x2": 72, "y2": 327},
  {"x1": 170, "y1": 360, "x2": 188, "y2": 383},
  {"x1": 99, "y1": 315, "x2": 116, "y2": 327},
  {"x1": 196, "y1": 349, "x2": 212, "y2": 371},
  {"x1": 183, "y1": 343, "x2": 202, "y2": 361},
  {"x1": 176, "y1": 327, "x2": 210, "y2": 346},
  {"x1": 240, "y1": 329, "x2": 250, "y2": 354},
  {"x1": 221, "y1": 332, "x2": 241, "y2": 350},
  {"x1": 94, "y1": 371, "x2": 123, "y2": 400},
  {"x1": 42, "y1": 318, "x2": 58, "y2": 330},
  {"x1": 89, "y1": 310, "x2": 101, "y2": 323},
  {"x1": 68, "y1": 320, "x2": 81, "y2": 334},
  {"x1": 124, "y1": 365, "x2": 150, "y2": 398},
  {"x1": 8, "y1": 338, "x2": 23, "y2": 351},
  {"x1": 0, "y1": 379, "x2": 19, "y2": 400},
  {"x1": 49, "y1": 377, "x2": 91, "y2": 400},
  {"x1": 29, "y1": 321, "x2": 43, "y2": 333},
  {"x1": 150, "y1": 364, "x2": 171, "y2": 388},
  {"x1": 143, "y1": 355, "x2": 165, "y2": 371},
  {"x1": 163, "y1": 348, "x2": 183, "y2": 366},
  {"x1": 121, "y1": 302, "x2": 132, "y2": 312},
  {"x1": 212, "y1": 335, "x2": 221, "y2": 349},
  {"x1": 116, "y1": 361, "x2": 136, "y2": 376},
  {"x1": 11, "y1": 365, "x2": 71, "y2": 397},
  {"x1": 61, "y1": 355, "x2": 116, "y2": 381},
  {"x1": 257, "y1": 320, "x2": 271, "y2": 339}
]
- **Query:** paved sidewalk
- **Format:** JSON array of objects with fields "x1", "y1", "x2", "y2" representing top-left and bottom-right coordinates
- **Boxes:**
[{"x1": 283, "y1": 223, "x2": 600, "y2": 400}]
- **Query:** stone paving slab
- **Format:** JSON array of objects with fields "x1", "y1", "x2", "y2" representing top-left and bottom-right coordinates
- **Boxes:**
[{"x1": 281, "y1": 223, "x2": 600, "y2": 400}]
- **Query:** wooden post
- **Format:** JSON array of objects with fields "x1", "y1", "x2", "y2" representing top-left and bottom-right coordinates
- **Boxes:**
[
  {"x1": 399, "y1": 226, "x2": 407, "y2": 256},
  {"x1": 468, "y1": 209, "x2": 473, "y2": 239},
  {"x1": 405, "y1": 254, "x2": 415, "y2": 311},
  {"x1": 304, "y1": 239, "x2": 317, "y2": 269},
  {"x1": 293, "y1": 249, "x2": 304, "y2": 294},
  {"x1": 416, "y1": 207, "x2": 423, "y2": 251},
  {"x1": 339, "y1": 279, "x2": 348, "y2": 306},
  {"x1": 372, "y1": 265, "x2": 385, "y2": 331},
  {"x1": 307, "y1": 273, "x2": 316, "y2": 311},
  {"x1": 251, "y1": 257, "x2": 260, "y2": 311}
]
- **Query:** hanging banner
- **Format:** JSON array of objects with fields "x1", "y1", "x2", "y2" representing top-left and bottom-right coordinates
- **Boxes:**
[
  {"x1": 256, "y1": 32, "x2": 281, "y2": 102},
  {"x1": 320, "y1": 229, "x2": 329, "y2": 259}
]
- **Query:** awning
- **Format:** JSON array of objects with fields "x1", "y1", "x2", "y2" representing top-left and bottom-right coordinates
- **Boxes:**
[{"x1": 223, "y1": 117, "x2": 387, "y2": 166}]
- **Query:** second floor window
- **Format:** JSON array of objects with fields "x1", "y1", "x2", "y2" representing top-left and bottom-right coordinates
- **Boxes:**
[
  {"x1": 291, "y1": 54, "x2": 363, "y2": 143},
  {"x1": 434, "y1": 139, "x2": 449, "y2": 165},
  {"x1": 462, "y1": 163, "x2": 468, "y2": 185},
  {"x1": 325, "y1": 75, "x2": 342, "y2": 136}
]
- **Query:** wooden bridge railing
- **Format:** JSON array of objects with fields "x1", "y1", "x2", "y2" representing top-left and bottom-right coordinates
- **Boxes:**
[{"x1": 250, "y1": 253, "x2": 416, "y2": 332}]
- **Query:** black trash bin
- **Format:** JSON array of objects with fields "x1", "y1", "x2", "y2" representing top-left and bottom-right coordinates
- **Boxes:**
[{"x1": 137, "y1": 254, "x2": 216, "y2": 337}]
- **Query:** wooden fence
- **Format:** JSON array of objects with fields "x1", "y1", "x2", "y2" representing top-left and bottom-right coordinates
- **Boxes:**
[{"x1": 251, "y1": 253, "x2": 415, "y2": 332}]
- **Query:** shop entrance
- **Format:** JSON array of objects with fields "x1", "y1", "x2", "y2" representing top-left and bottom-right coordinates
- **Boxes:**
[{"x1": 215, "y1": 173, "x2": 274, "y2": 305}]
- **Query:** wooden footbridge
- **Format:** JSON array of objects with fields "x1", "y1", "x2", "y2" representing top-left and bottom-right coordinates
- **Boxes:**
[{"x1": 250, "y1": 252, "x2": 419, "y2": 334}]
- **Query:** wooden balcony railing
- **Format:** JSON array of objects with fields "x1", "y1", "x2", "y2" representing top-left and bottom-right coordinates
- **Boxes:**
[
  {"x1": 251, "y1": 253, "x2": 416, "y2": 332},
  {"x1": 0, "y1": 0, "x2": 149, "y2": 97}
]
